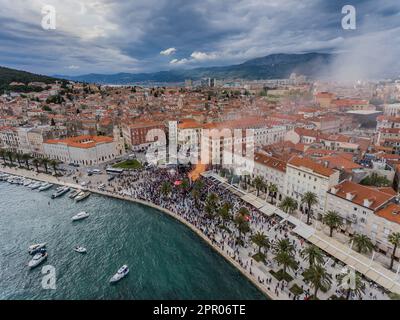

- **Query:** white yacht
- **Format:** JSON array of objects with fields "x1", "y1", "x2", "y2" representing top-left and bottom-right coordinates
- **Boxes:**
[
  {"x1": 28, "y1": 251, "x2": 48, "y2": 269},
  {"x1": 23, "y1": 179, "x2": 33, "y2": 186},
  {"x1": 73, "y1": 246, "x2": 87, "y2": 254},
  {"x1": 109, "y1": 265, "x2": 129, "y2": 283},
  {"x1": 75, "y1": 191, "x2": 91, "y2": 202},
  {"x1": 69, "y1": 189, "x2": 81, "y2": 199},
  {"x1": 28, "y1": 242, "x2": 47, "y2": 255},
  {"x1": 30, "y1": 181, "x2": 42, "y2": 190},
  {"x1": 71, "y1": 211, "x2": 90, "y2": 221},
  {"x1": 38, "y1": 183, "x2": 53, "y2": 191},
  {"x1": 51, "y1": 186, "x2": 71, "y2": 199}
]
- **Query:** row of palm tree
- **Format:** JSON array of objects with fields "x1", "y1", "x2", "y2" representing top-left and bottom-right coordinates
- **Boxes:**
[
  {"x1": 251, "y1": 175, "x2": 278, "y2": 204},
  {"x1": 322, "y1": 211, "x2": 400, "y2": 271},
  {"x1": 0, "y1": 148, "x2": 59, "y2": 174}
]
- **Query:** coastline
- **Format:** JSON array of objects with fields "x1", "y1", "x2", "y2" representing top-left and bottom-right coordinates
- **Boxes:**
[{"x1": 0, "y1": 166, "x2": 279, "y2": 300}]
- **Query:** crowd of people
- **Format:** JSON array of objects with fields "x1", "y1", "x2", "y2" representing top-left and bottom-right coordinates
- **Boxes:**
[{"x1": 89, "y1": 165, "x2": 391, "y2": 300}]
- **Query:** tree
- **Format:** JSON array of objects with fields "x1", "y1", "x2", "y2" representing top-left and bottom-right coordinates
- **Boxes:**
[
  {"x1": 204, "y1": 203, "x2": 215, "y2": 220},
  {"x1": 388, "y1": 232, "x2": 400, "y2": 270},
  {"x1": 180, "y1": 178, "x2": 190, "y2": 193},
  {"x1": 238, "y1": 206, "x2": 250, "y2": 218},
  {"x1": 206, "y1": 192, "x2": 219, "y2": 208},
  {"x1": 274, "y1": 238, "x2": 295, "y2": 255},
  {"x1": 160, "y1": 181, "x2": 172, "y2": 197},
  {"x1": 303, "y1": 264, "x2": 332, "y2": 299},
  {"x1": 218, "y1": 203, "x2": 232, "y2": 227},
  {"x1": 322, "y1": 210, "x2": 343, "y2": 237},
  {"x1": 301, "y1": 192, "x2": 318, "y2": 225},
  {"x1": 6, "y1": 150, "x2": 14, "y2": 165},
  {"x1": 251, "y1": 232, "x2": 270, "y2": 255},
  {"x1": 41, "y1": 158, "x2": 49, "y2": 173},
  {"x1": 253, "y1": 176, "x2": 264, "y2": 197},
  {"x1": 301, "y1": 245, "x2": 324, "y2": 267},
  {"x1": 268, "y1": 183, "x2": 278, "y2": 204},
  {"x1": 351, "y1": 234, "x2": 374, "y2": 254},
  {"x1": 15, "y1": 152, "x2": 22, "y2": 167},
  {"x1": 337, "y1": 269, "x2": 365, "y2": 300},
  {"x1": 274, "y1": 250, "x2": 297, "y2": 276},
  {"x1": 49, "y1": 159, "x2": 58, "y2": 174},
  {"x1": 22, "y1": 153, "x2": 31, "y2": 169},
  {"x1": 279, "y1": 196, "x2": 298, "y2": 215},
  {"x1": 191, "y1": 188, "x2": 201, "y2": 206},
  {"x1": 234, "y1": 213, "x2": 250, "y2": 243},
  {"x1": 32, "y1": 158, "x2": 40, "y2": 172},
  {"x1": 193, "y1": 179, "x2": 204, "y2": 191},
  {"x1": 0, "y1": 149, "x2": 6, "y2": 164}
]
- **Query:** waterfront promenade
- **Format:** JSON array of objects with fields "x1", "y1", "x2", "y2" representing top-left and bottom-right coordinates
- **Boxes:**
[
  {"x1": 1, "y1": 165, "x2": 395, "y2": 300},
  {"x1": 0, "y1": 165, "x2": 280, "y2": 300}
]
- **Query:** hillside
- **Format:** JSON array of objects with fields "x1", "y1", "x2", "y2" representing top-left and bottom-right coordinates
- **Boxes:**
[
  {"x1": 0, "y1": 66, "x2": 61, "y2": 93},
  {"x1": 57, "y1": 53, "x2": 334, "y2": 84}
]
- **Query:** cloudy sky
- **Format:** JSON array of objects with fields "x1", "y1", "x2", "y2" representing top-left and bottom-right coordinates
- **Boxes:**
[{"x1": 1, "y1": 0, "x2": 399, "y2": 76}]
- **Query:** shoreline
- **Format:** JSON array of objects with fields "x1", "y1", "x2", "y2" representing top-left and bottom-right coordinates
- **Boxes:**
[{"x1": 0, "y1": 166, "x2": 279, "y2": 300}]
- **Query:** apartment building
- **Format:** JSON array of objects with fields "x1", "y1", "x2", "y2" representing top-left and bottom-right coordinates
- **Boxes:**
[
  {"x1": 326, "y1": 181, "x2": 400, "y2": 254},
  {"x1": 43, "y1": 135, "x2": 120, "y2": 166},
  {"x1": 285, "y1": 156, "x2": 340, "y2": 215}
]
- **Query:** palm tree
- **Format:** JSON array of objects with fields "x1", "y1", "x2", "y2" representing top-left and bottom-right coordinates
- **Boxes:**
[
  {"x1": 274, "y1": 250, "x2": 297, "y2": 276},
  {"x1": 49, "y1": 159, "x2": 58, "y2": 174},
  {"x1": 206, "y1": 192, "x2": 219, "y2": 207},
  {"x1": 234, "y1": 213, "x2": 250, "y2": 243},
  {"x1": 193, "y1": 179, "x2": 204, "y2": 191},
  {"x1": 22, "y1": 153, "x2": 31, "y2": 169},
  {"x1": 160, "y1": 181, "x2": 172, "y2": 198},
  {"x1": 41, "y1": 158, "x2": 49, "y2": 173},
  {"x1": 388, "y1": 232, "x2": 400, "y2": 270},
  {"x1": 253, "y1": 176, "x2": 264, "y2": 197},
  {"x1": 322, "y1": 210, "x2": 344, "y2": 237},
  {"x1": 351, "y1": 234, "x2": 374, "y2": 254},
  {"x1": 0, "y1": 149, "x2": 6, "y2": 164},
  {"x1": 274, "y1": 238, "x2": 295, "y2": 255},
  {"x1": 6, "y1": 150, "x2": 14, "y2": 165},
  {"x1": 337, "y1": 269, "x2": 365, "y2": 300},
  {"x1": 15, "y1": 152, "x2": 22, "y2": 167},
  {"x1": 204, "y1": 202, "x2": 216, "y2": 219},
  {"x1": 191, "y1": 188, "x2": 201, "y2": 206},
  {"x1": 268, "y1": 183, "x2": 278, "y2": 204},
  {"x1": 238, "y1": 206, "x2": 250, "y2": 218},
  {"x1": 279, "y1": 196, "x2": 297, "y2": 215},
  {"x1": 32, "y1": 158, "x2": 40, "y2": 172},
  {"x1": 301, "y1": 245, "x2": 324, "y2": 267},
  {"x1": 301, "y1": 192, "x2": 318, "y2": 225},
  {"x1": 303, "y1": 264, "x2": 332, "y2": 299},
  {"x1": 180, "y1": 178, "x2": 190, "y2": 193},
  {"x1": 218, "y1": 203, "x2": 232, "y2": 227},
  {"x1": 251, "y1": 232, "x2": 270, "y2": 255}
]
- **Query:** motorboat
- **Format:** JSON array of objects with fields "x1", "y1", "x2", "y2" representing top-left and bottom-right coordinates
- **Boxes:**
[
  {"x1": 51, "y1": 186, "x2": 71, "y2": 199},
  {"x1": 28, "y1": 250, "x2": 48, "y2": 269},
  {"x1": 109, "y1": 265, "x2": 129, "y2": 283},
  {"x1": 75, "y1": 191, "x2": 91, "y2": 202},
  {"x1": 28, "y1": 242, "x2": 47, "y2": 255},
  {"x1": 38, "y1": 183, "x2": 53, "y2": 191},
  {"x1": 73, "y1": 246, "x2": 87, "y2": 254},
  {"x1": 69, "y1": 189, "x2": 81, "y2": 199},
  {"x1": 30, "y1": 181, "x2": 42, "y2": 190},
  {"x1": 71, "y1": 211, "x2": 89, "y2": 221},
  {"x1": 23, "y1": 179, "x2": 33, "y2": 186}
]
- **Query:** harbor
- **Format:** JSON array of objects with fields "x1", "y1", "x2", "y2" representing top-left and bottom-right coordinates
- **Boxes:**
[{"x1": 0, "y1": 168, "x2": 267, "y2": 300}]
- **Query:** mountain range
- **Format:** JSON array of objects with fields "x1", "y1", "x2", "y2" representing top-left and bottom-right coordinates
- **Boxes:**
[{"x1": 55, "y1": 52, "x2": 334, "y2": 84}]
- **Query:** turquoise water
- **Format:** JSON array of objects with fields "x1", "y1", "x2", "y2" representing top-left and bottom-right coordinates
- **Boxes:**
[{"x1": 0, "y1": 182, "x2": 266, "y2": 300}]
